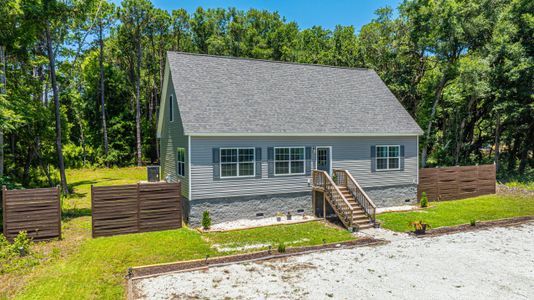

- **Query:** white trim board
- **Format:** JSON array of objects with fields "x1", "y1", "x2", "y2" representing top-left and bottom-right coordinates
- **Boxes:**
[{"x1": 188, "y1": 132, "x2": 422, "y2": 137}]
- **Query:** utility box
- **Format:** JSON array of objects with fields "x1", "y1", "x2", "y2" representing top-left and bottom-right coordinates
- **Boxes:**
[{"x1": 147, "y1": 166, "x2": 160, "y2": 182}]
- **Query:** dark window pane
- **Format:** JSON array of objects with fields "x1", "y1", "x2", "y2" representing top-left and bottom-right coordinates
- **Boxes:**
[
  {"x1": 389, "y1": 158, "x2": 399, "y2": 169},
  {"x1": 275, "y1": 148, "x2": 290, "y2": 160},
  {"x1": 221, "y1": 163, "x2": 237, "y2": 177},
  {"x1": 239, "y1": 162, "x2": 254, "y2": 176},
  {"x1": 291, "y1": 148, "x2": 304, "y2": 160},
  {"x1": 275, "y1": 161, "x2": 289, "y2": 174},
  {"x1": 377, "y1": 158, "x2": 387, "y2": 170},
  {"x1": 239, "y1": 148, "x2": 254, "y2": 162},
  {"x1": 377, "y1": 146, "x2": 387, "y2": 158},
  {"x1": 389, "y1": 146, "x2": 399, "y2": 157},
  {"x1": 291, "y1": 161, "x2": 304, "y2": 174},
  {"x1": 221, "y1": 149, "x2": 237, "y2": 163}
]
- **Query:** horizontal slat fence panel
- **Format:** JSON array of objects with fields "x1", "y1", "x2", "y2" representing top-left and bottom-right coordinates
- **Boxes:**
[
  {"x1": 2, "y1": 186, "x2": 61, "y2": 241},
  {"x1": 91, "y1": 182, "x2": 181, "y2": 238},
  {"x1": 418, "y1": 164, "x2": 496, "y2": 201}
]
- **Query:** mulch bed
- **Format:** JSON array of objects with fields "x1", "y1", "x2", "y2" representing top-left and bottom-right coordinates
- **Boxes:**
[
  {"x1": 129, "y1": 237, "x2": 387, "y2": 279},
  {"x1": 413, "y1": 215, "x2": 534, "y2": 238}
]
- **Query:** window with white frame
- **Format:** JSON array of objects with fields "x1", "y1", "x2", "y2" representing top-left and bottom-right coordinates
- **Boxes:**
[
  {"x1": 169, "y1": 95, "x2": 174, "y2": 122},
  {"x1": 220, "y1": 148, "x2": 255, "y2": 178},
  {"x1": 177, "y1": 147, "x2": 185, "y2": 176},
  {"x1": 275, "y1": 147, "x2": 305, "y2": 175},
  {"x1": 376, "y1": 145, "x2": 400, "y2": 170}
]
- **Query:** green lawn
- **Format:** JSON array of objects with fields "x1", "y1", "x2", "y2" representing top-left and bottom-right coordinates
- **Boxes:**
[
  {"x1": 204, "y1": 221, "x2": 353, "y2": 253},
  {"x1": 1, "y1": 167, "x2": 354, "y2": 300},
  {"x1": 14, "y1": 222, "x2": 353, "y2": 300},
  {"x1": 377, "y1": 194, "x2": 534, "y2": 232}
]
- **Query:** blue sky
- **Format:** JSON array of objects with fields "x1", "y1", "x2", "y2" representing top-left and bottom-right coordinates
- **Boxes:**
[{"x1": 128, "y1": 0, "x2": 402, "y2": 31}]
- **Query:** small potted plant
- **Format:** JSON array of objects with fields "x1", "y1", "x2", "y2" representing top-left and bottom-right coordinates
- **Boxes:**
[
  {"x1": 410, "y1": 220, "x2": 431, "y2": 235},
  {"x1": 276, "y1": 212, "x2": 284, "y2": 222},
  {"x1": 286, "y1": 211, "x2": 292, "y2": 221}
]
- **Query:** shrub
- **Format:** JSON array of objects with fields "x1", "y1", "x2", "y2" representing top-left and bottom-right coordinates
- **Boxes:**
[
  {"x1": 420, "y1": 192, "x2": 428, "y2": 208},
  {"x1": 202, "y1": 210, "x2": 212, "y2": 230},
  {"x1": 0, "y1": 231, "x2": 39, "y2": 274},
  {"x1": 277, "y1": 242, "x2": 286, "y2": 253},
  {"x1": 12, "y1": 231, "x2": 32, "y2": 256},
  {"x1": 470, "y1": 219, "x2": 476, "y2": 226}
]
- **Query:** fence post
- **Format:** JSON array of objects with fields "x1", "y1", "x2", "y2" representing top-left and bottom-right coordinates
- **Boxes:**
[
  {"x1": 90, "y1": 185, "x2": 95, "y2": 238},
  {"x1": 56, "y1": 185, "x2": 61, "y2": 240},
  {"x1": 136, "y1": 183, "x2": 141, "y2": 233},
  {"x1": 2, "y1": 186, "x2": 6, "y2": 237}
]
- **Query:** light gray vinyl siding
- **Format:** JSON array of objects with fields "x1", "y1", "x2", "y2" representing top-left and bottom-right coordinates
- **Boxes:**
[
  {"x1": 190, "y1": 136, "x2": 417, "y2": 200},
  {"x1": 159, "y1": 76, "x2": 189, "y2": 199}
]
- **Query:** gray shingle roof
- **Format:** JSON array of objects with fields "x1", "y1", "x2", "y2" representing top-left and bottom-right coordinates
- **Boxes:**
[{"x1": 167, "y1": 52, "x2": 423, "y2": 135}]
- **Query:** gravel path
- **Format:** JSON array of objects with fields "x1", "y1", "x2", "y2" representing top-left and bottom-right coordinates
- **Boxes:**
[{"x1": 133, "y1": 222, "x2": 534, "y2": 300}]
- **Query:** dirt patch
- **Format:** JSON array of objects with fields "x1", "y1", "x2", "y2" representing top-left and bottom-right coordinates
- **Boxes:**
[
  {"x1": 497, "y1": 184, "x2": 534, "y2": 196},
  {"x1": 129, "y1": 237, "x2": 386, "y2": 279},
  {"x1": 414, "y1": 215, "x2": 534, "y2": 237}
]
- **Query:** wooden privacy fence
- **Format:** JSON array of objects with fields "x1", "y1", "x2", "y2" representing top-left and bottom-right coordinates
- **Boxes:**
[
  {"x1": 418, "y1": 164, "x2": 496, "y2": 201},
  {"x1": 2, "y1": 186, "x2": 61, "y2": 241},
  {"x1": 91, "y1": 182, "x2": 182, "y2": 238}
]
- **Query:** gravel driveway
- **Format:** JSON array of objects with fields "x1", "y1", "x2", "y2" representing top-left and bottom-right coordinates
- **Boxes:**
[{"x1": 132, "y1": 223, "x2": 534, "y2": 300}]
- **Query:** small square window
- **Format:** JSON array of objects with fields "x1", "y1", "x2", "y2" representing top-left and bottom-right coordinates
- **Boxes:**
[{"x1": 376, "y1": 145, "x2": 400, "y2": 171}]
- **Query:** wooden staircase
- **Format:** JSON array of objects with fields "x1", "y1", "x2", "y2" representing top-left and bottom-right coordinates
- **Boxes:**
[
  {"x1": 337, "y1": 186, "x2": 374, "y2": 229},
  {"x1": 312, "y1": 169, "x2": 377, "y2": 231}
]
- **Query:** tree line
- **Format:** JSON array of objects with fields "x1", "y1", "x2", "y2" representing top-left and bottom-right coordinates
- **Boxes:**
[{"x1": 0, "y1": 0, "x2": 532, "y2": 192}]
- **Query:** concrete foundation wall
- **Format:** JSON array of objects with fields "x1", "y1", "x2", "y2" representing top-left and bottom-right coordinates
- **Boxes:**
[
  {"x1": 187, "y1": 192, "x2": 312, "y2": 227},
  {"x1": 364, "y1": 184, "x2": 418, "y2": 207}
]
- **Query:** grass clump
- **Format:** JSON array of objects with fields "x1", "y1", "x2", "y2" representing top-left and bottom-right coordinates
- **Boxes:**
[{"x1": 277, "y1": 243, "x2": 286, "y2": 253}]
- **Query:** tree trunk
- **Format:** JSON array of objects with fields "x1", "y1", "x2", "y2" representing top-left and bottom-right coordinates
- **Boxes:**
[
  {"x1": 518, "y1": 125, "x2": 532, "y2": 174},
  {"x1": 421, "y1": 74, "x2": 448, "y2": 167},
  {"x1": 455, "y1": 96, "x2": 477, "y2": 165},
  {"x1": 0, "y1": 45, "x2": 6, "y2": 178},
  {"x1": 494, "y1": 112, "x2": 501, "y2": 172},
  {"x1": 45, "y1": 22, "x2": 69, "y2": 194},
  {"x1": 99, "y1": 21, "x2": 109, "y2": 167},
  {"x1": 135, "y1": 36, "x2": 143, "y2": 166}
]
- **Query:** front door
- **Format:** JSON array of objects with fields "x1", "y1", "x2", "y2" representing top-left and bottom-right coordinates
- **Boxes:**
[{"x1": 316, "y1": 147, "x2": 331, "y2": 174}]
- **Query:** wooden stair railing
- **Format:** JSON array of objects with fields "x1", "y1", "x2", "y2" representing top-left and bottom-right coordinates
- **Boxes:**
[
  {"x1": 333, "y1": 169, "x2": 377, "y2": 224},
  {"x1": 312, "y1": 170, "x2": 354, "y2": 229}
]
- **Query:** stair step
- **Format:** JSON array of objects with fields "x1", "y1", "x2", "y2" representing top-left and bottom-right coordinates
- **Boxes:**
[{"x1": 357, "y1": 224, "x2": 373, "y2": 230}]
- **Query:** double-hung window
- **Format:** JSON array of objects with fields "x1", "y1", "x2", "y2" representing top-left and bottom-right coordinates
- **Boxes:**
[
  {"x1": 376, "y1": 145, "x2": 400, "y2": 171},
  {"x1": 177, "y1": 147, "x2": 185, "y2": 176},
  {"x1": 220, "y1": 148, "x2": 255, "y2": 178},
  {"x1": 274, "y1": 147, "x2": 305, "y2": 175}
]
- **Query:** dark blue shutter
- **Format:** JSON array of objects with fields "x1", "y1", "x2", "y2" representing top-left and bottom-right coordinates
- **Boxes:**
[
  {"x1": 213, "y1": 148, "x2": 220, "y2": 180},
  {"x1": 305, "y1": 146, "x2": 312, "y2": 175},
  {"x1": 370, "y1": 145, "x2": 376, "y2": 172},
  {"x1": 267, "y1": 147, "x2": 274, "y2": 177},
  {"x1": 400, "y1": 145, "x2": 405, "y2": 171},
  {"x1": 255, "y1": 147, "x2": 262, "y2": 178}
]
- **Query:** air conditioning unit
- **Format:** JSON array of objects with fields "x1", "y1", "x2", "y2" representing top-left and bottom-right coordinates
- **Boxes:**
[{"x1": 147, "y1": 166, "x2": 160, "y2": 182}]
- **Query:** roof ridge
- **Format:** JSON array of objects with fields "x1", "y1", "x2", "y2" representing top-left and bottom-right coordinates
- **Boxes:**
[{"x1": 167, "y1": 51, "x2": 373, "y2": 72}]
